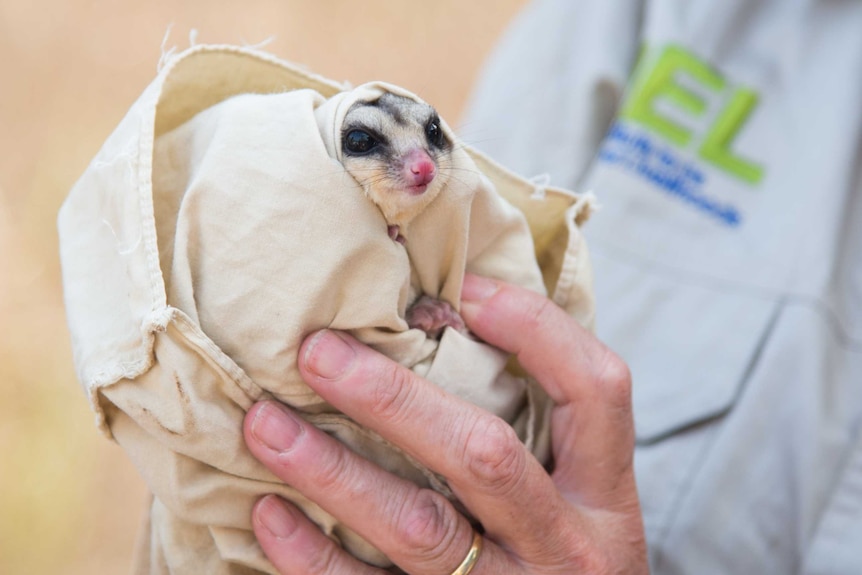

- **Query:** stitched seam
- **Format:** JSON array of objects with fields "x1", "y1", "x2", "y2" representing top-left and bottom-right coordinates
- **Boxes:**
[{"x1": 591, "y1": 243, "x2": 862, "y2": 352}]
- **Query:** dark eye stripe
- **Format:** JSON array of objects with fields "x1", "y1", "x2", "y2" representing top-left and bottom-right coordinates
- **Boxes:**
[{"x1": 343, "y1": 130, "x2": 379, "y2": 155}]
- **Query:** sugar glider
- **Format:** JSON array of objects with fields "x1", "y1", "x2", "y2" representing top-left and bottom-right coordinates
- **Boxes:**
[{"x1": 340, "y1": 93, "x2": 466, "y2": 339}]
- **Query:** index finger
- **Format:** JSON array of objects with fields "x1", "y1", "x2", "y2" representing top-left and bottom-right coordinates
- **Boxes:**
[
  {"x1": 459, "y1": 274, "x2": 637, "y2": 505},
  {"x1": 459, "y1": 274, "x2": 631, "y2": 408}
]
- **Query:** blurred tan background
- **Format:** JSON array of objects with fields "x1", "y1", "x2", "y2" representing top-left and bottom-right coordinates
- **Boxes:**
[{"x1": 0, "y1": 1, "x2": 527, "y2": 572}]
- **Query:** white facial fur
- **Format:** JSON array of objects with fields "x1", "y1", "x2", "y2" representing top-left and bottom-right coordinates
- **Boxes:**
[{"x1": 340, "y1": 93, "x2": 452, "y2": 229}]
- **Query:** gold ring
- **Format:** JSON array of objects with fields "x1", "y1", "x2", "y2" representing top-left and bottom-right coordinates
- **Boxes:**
[{"x1": 449, "y1": 530, "x2": 483, "y2": 575}]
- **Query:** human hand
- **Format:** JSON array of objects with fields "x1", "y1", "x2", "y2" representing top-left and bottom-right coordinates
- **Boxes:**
[{"x1": 243, "y1": 273, "x2": 648, "y2": 574}]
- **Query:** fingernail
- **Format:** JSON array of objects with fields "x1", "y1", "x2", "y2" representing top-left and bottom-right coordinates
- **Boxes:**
[
  {"x1": 251, "y1": 402, "x2": 302, "y2": 453},
  {"x1": 461, "y1": 274, "x2": 500, "y2": 302},
  {"x1": 256, "y1": 495, "x2": 298, "y2": 539},
  {"x1": 303, "y1": 330, "x2": 356, "y2": 380}
]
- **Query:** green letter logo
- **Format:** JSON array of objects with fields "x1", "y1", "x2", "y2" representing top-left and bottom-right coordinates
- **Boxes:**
[{"x1": 621, "y1": 45, "x2": 764, "y2": 185}]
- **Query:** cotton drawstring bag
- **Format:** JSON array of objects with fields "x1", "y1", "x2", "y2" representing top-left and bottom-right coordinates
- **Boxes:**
[{"x1": 59, "y1": 44, "x2": 596, "y2": 574}]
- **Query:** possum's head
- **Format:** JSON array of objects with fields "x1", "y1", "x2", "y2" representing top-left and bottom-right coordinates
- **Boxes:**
[{"x1": 340, "y1": 92, "x2": 453, "y2": 228}]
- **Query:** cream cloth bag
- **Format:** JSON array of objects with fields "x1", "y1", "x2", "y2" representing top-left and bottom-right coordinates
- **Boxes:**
[{"x1": 59, "y1": 45, "x2": 595, "y2": 574}]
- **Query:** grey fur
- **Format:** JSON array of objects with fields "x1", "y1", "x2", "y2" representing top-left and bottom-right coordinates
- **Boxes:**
[{"x1": 340, "y1": 93, "x2": 453, "y2": 231}]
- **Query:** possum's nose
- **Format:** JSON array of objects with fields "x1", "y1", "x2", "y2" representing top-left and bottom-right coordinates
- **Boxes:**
[{"x1": 404, "y1": 149, "x2": 436, "y2": 188}]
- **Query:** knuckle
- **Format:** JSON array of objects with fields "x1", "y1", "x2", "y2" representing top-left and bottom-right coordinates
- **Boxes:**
[
  {"x1": 462, "y1": 416, "x2": 526, "y2": 495},
  {"x1": 310, "y1": 443, "x2": 353, "y2": 493},
  {"x1": 305, "y1": 540, "x2": 343, "y2": 575},
  {"x1": 368, "y1": 361, "x2": 417, "y2": 425},
  {"x1": 594, "y1": 348, "x2": 632, "y2": 408},
  {"x1": 522, "y1": 294, "x2": 558, "y2": 337},
  {"x1": 394, "y1": 490, "x2": 458, "y2": 561}
]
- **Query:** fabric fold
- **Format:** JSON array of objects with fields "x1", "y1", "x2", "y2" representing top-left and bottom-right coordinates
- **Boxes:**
[{"x1": 58, "y1": 45, "x2": 596, "y2": 573}]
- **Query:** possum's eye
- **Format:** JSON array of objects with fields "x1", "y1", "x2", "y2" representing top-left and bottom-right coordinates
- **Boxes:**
[
  {"x1": 344, "y1": 130, "x2": 378, "y2": 154},
  {"x1": 425, "y1": 119, "x2": 445, "y2": 148}
]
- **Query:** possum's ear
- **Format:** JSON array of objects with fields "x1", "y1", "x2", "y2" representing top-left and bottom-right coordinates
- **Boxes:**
[{"x1": 316, "y1": 84, "x2": 389, "y2": 162}]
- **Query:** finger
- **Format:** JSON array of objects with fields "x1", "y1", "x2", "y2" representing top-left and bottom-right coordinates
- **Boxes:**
[
  {"x1": 296, "y1": 331, "x2": 590, "y2": 564},
  {"x1": 244, "y1": 401, "x2": 511, "y2": 575},
  {"x1": 460, "y1": 274, "x2": 631, "y2": 408},
  {"x1": 459, "y1": 274, "x2": 637, "y2": 507},
  {"x1": 253, "y1": 494, "x2": 381, "y2": 575}
]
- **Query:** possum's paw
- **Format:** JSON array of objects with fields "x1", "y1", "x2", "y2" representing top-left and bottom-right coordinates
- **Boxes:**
[
  {"x1": 406, "y1": 295, "x2": 467, "y2": 339},
  {"x1": 387, "y1": 225, "x2": 406, "y2": 245}
]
